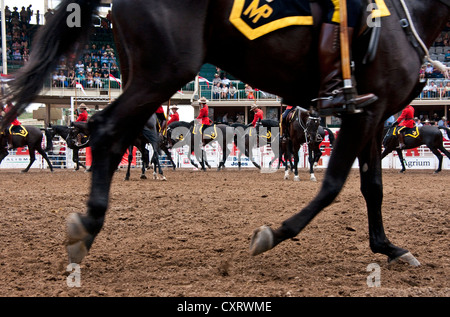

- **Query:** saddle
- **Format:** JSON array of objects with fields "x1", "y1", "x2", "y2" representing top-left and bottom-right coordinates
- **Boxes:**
[
  {"x1": 8, "y1": 125, "x2": 28, "y2": 137},
  {"x1": 393, "y1": 126, "x2": 420, "y2": 138}
]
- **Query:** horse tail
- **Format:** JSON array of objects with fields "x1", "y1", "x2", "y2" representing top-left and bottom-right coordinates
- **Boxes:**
[
  {"x1": 324, "y1": 127, "x2": 336, "y2": 147},
  {"x1": 1, "y1": 0, "x2": 101, "y2": 129}
]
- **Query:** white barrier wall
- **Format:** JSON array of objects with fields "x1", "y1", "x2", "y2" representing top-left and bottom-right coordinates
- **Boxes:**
[{"x1": 2, "y1": 131, "x2": 449, "y2": 171}]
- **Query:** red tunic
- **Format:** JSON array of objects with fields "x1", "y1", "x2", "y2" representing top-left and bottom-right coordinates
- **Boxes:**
[
  {"x1": 167, "y1": 112, "x2": 179, "y2": 125},
  {"x1": 76, "y1": 110, "x2": 88, "y2": 122},
  {"x1": 197, "y1": 105, "x2": 210, "y2": 125},
  {"x1": 397, "y1": 105, "x2": 415, "y2": 128},
  {"x1": 251, "y1": 109, "x2": 264, "y2": 127},
  {"x1": 156, "y1": 106, "x2": 164, "y2": 113}
]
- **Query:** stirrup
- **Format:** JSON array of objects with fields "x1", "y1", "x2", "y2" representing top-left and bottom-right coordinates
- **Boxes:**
[{"x1": 313, "y1": 95, "x2": 378, "y2": 117}]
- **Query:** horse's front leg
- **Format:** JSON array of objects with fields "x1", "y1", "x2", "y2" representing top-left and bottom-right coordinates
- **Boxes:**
[
  {"x1": 250, "y1": 116, "x2": 367, "y2": 255},
  {"x1": 396, "y1": 149, "x2": 406, "y2": 173},
  {"x1": 359, "y1": 135, "x2": 419, "y2": 265},
  {"x1": 307, "y1": 145, "x2": 317, "y2": 182},
  {"x1": 66, "y1": 95, "x2": 156, "y2": 264}
]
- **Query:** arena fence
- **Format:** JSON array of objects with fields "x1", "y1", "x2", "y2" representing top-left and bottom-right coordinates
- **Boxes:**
[{"x1": 1, "y1": 129, "x2": 449, "y2": 171}]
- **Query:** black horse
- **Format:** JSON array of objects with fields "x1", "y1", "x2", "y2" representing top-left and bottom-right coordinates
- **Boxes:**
[
  {"x1": 382, "y1": 124, "x2": 450, "y2": 174},
  {"x1": 166, "y1": 120, "x2": 232, "y2": 171},
  {"x1": 2, "y1": 0, "x2": 448, "y2": 267},
  {"x1": 281, "y1": 107, "x2": 322, "y2": 181},
  {"x1": 45, "y1": 124, "x2": 89, "y2": 171},
  {"x1": 124, "y1": 114, "x2": 168, "y2": 181},
  {"x1": 229, "y1": 120, "x2": 280, "y2": 170},
  {"x1": 0, "y1": 125, "x2": 53, "y2": 172}
]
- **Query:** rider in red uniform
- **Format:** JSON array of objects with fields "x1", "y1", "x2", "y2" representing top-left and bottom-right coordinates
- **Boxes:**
[
  {"x1": 3, "y1": 103, "x2": 21, "y2": 149},
  {"x1": 76, "y1": 104, "x2": 88, "y2": 122},
  {"x1": 393, "y1": 104, "x2": 415, "y2": 149},
  {"x1": 197, "y1": 97, "x2": 211, "y2": 125},
  {"x1": 74, "y1": 104, "x2": 88, "y2": 146},
  {"x1": 167, "y1": 106, "x2": 180, "y2": 126},
  {"x1": 250, "y1": 104, "x2": 263, "y2": 127},
  {"x1": 155, "y1": 105, "x2": 167, "y2": 131}
]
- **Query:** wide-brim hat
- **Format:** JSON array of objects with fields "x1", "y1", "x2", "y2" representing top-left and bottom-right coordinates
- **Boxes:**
[
  {"x1": 78, "y1": 103, "x2": 87, "y2": 109},
  {"x1": 171, "y1": 106, "x2": 179, "y2": 110},
  {"x1": 250, "y1": 104, "x2": 259, "y2": 111},
  {"x1": 198, "y1": 97, "x2": 209, "y2": 104}
]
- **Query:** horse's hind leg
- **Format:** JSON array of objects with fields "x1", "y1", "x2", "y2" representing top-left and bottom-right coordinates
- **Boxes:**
[
  {"x1": 250, "y1": 119, "x2": 420, "y2": 266},
  {"x1": 429, "y1": 147, "x2": 443, "y2": 174},
  {"x1": 358, "y1": 136, "x2": 419, "y2": 265},
  {"x1": 66, "y1": 91, "x2": 170, "y2": 264}
]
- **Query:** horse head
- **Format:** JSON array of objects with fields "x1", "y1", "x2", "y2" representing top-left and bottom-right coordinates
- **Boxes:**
[{"x1": 305, "y1": 115, "x2": 321, "y2": 143}]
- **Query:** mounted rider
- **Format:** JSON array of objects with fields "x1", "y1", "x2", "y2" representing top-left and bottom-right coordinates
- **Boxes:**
[
  {"x1": 3, "y1": 103, "x2": 23, "y2": 150},
  {"x1": 392, "y1": 104, "x2": 415, "y2": 149},
  {"x1": 73, "y1": 103, "x2": 89, "y2": 147}
]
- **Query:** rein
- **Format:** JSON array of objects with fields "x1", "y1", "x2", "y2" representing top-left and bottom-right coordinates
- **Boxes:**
[{"x1": 395, "y1": 0, "x2": 450, "y2": 78}]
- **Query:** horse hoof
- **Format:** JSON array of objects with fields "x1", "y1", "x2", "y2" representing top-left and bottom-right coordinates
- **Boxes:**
[
  {"x1": 249, "y1": 225, "x2": 274, "y2": 256},
  {"x1": 140, "y1": 175, "x2": 147, "y2": 180},
  {"x1": 294, "y1": 176, "x2": 300, "y2": 182},
  {"x1": 66, "y1": 213, "x2": 90, "y2": 264},
  {"x1": 161, "y1": 176, "x2": 167, "y2": 181},
  {"x1": 310, "y1": 175, "x2": 317, "y2": 182},
  {"x1": 388, "y1": 251, "x2": 421, "y2": 267}
]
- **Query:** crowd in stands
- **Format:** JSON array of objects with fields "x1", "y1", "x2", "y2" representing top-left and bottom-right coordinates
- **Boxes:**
[
  {"x1": 1, "y1": 5, "x2": 116, "y2": 89},
  {"x1": 51, "y1": 43, "x2": 120, "y2": 89},
  {"x1": 0, "y1": 5, "x2": 35, "y2": 66}
]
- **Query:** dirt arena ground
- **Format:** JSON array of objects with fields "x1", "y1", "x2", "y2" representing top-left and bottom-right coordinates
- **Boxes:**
[{"x1": 0, "y1": 167, "x2": 448, "y2": 298}]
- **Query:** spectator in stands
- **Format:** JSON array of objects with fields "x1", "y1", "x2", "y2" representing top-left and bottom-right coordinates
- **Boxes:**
[
  {"x1": 229, "y1": 83, "x2": 238, "y2": 100},
  {"x1": 414, "y1": 117, "x2": 423, "y2": 127},
  {"x1": 419, "y1": 65, "x2": 426, "y2": 81},
  {"x1": 26, "y1": 5, "x2": 33, "y2": 25},
  {"x1": 425, "y1": 63, "x2": 434, "y2": 78},
  {"x1": 438, "y1": 116, "x2": 448, "y2": 127},
  {"x1": 445, "y1": 81, "x2": 450, "y2": 98},
  {"x1": 212, "y1": 73, "x2": 221, "y2": 86},
  {"x1": 36, "y1": 10, "x2": 40, "y2": 24},
  {"x1": 93, "y1": 72, "x2": 103, "y2": 88},
  {"x1": 221, "y1": 75, "x2": 230, "y2": 87},
  {"x1": 20, "y1": 7, "x2": 27, "y2": 25},
  {"x1": 75, "y1": 60, "x2": 85, "y2": 74},
  {"x1": 244, "y1": 84, "x2": 253, "y2": 97},
  {"x1": 212, "y1": 83, "x2": 221, "y2": 99},
  {"x1": 426, "y1": 81, "x2": 438, "y2": 98},
  {"x1": 247, "y1": 90, "x2": 255, "y2": 100},
  {"x1": 58, "y1": 70, "x2": 67, "y2": 87},
  {"x1": 221, "y1": 83, "x2": 228, "y2": 99},
  {"x1": 4, "y1": 6, "x2": 11, "y2": 23},
  {"x1": 445, "y1": 50, "x2": 450, "y2": 63},
  {"x1": 423, "y1": 119, "x2": 431, "y2": 126},
  {"x1": 438, "y1": 82, "x2": 446, "y2": 98},
  {"x1": 52, "y1": 71, "x2": 59, "y2": 87},
  {"x1": 86, "y1": 72, "x2": 94, "y2": 88}
]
